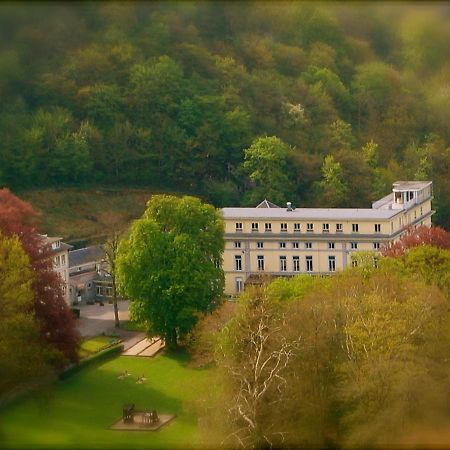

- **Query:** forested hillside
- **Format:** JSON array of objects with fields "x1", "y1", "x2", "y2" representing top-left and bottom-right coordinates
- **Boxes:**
[{"x1": 1, "y1": 2, "x2": 449, "y2": 227}]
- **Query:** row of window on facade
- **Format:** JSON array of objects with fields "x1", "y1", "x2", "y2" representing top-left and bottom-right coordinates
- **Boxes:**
[
  {"x1": 235, "y1": 222, "x2": 382, "y2": 233},
  {"x1": 54, "y1": 254, "x2": 66, "y2": 266},
  {"x1": 234, "y1": 254, "x2": 334, "y2": 272},
  {"x1": 234, "y1": 256, "x2": 378, "y2": 293},
  {"x1": 96, "y1": 286, "x2": 113, "y2": 297},
  {"x1": 234, "y1": 241, "x2": 381, "y2": 250}
]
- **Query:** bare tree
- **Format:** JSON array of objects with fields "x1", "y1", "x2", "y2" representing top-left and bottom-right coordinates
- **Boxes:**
[
  {"x1": 103, "y1": 231, "x2": 121, "y2": 328},
  {"x1": 215, "y1": 286, "x2": 299, "y2": 449}
]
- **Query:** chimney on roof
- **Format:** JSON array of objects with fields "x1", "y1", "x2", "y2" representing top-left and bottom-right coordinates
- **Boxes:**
[{"x1": 286, "y1": 202, "x2": 292, "y2": 211}]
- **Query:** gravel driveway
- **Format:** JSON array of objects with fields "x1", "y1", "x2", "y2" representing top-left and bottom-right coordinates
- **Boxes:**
[{"x1": 76, "y1": 300, "x2": 130, "y2": 338}]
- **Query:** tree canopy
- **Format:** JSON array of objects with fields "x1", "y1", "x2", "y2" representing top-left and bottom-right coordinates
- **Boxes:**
[
  {"x1": 0, "y1": 232, "x2": 53, "y2": 394},
  {"x1": 197, "y1": 250, "x2": 450, "y2": 449},
  {"x1": 116, "y1": 195, "x2": 224, "y2": 350},
  {"x1": 0, "y1": 3, "x2": 449, "y2": 227},
  {"x1": 0, "y1": 189, "x2": 79, "y2": 365}
]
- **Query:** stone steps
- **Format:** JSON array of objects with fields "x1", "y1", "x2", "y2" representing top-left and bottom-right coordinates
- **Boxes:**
[
  {"x1": 122, "y1": 337, "x2": 165, "y2": 357},
  {"x1": 139, "y1": 338, "x2": 165, "y2": 357}
]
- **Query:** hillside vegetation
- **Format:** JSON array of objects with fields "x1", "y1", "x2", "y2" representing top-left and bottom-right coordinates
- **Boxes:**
[
  {"x1": 1, "y1": 2, "x2": 449, "y2": 227},
  {"x1": 22, "y1": 188, "x2": 157, "y2": 246}
]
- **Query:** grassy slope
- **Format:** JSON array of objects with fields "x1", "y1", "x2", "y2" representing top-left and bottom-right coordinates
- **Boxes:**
[
  {"x1": 20, "y1": 187, "x2": 159, "y2": 246},
  {"x1": 0, "y1": 353, "x2": 212, "y2": 449}
]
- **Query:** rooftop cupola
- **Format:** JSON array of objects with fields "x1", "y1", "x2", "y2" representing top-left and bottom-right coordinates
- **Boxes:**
[{"x1": 392, "y1": 181, "x2": 432, "y2": 210}]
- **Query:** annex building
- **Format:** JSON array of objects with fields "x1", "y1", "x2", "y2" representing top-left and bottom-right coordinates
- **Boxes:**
[{"x1": 222, "y1": 181, "x2": 433, "y2": 295}]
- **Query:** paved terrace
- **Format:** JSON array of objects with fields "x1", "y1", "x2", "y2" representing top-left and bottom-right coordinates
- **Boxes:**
[{"x1": 76, "y1": 300, "x2": 147, "y2": 350}]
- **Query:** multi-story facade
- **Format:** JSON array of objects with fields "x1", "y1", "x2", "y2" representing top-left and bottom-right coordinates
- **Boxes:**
[
  {"x1": 222, "y1": 181, "x2": 434, "y2": 295},
  {"x1": 41, "y1": 235, "x2": 72, "y2": 303}
]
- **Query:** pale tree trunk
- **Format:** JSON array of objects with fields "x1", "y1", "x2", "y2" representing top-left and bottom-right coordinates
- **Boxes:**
[
  {"x1": 112, "y1": 276, "x2": 119, "y2": 328},
  {"x1": 218, "y1": 288, "x2": 299, "y2": 449},
  {"x1": 104, "y1": 230, "x2": 121, "y2": 329},
  {"x1": 165, "y1": 328, "x2": 178, "y2": 352}
]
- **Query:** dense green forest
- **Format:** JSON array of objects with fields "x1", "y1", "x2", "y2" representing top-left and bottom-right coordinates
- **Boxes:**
[{"x1": 1, "y1": 2, "x2": 449, "y2": 227}]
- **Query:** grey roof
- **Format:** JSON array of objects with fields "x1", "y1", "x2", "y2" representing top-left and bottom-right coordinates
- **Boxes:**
[
  {"x1": 69, "y1": 245, "x2": 105, "y2": 268},
  {"x1": 222, "y1": 207, "x2": 400, "y2": 221}
]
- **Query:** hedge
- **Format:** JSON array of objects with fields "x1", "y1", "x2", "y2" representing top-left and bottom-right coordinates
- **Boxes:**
[
  {"x1": 0, "y1": 344, "x2": 124, "y2": 409},
  {"x1": 59, "y1": 343, "x2": 124, "y2": 380}
]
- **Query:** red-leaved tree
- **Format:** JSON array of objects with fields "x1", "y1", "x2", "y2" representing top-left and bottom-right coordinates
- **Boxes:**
[
  {"x1": 0, "y1": 188, "x2": 79, "y2": 365},
  {"x1": 382, "y1": 225, "x2": 450, "y2": 258}
]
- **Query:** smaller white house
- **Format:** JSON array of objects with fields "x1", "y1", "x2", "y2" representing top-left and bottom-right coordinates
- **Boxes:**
[{"x1": 40, "y1": 234, "x2": 73, "y2": 304}]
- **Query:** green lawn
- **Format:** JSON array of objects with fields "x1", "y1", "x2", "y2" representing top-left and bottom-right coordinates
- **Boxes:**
[
  {"x1": 0, "y1": 353, "x2": 212, "y2": 449},
  {"x1": 120, "y1": 321, "x2": 146, "y2": 332},
  {"x1": 79, "y1": 336, "x2": 122, "y2": 359}
]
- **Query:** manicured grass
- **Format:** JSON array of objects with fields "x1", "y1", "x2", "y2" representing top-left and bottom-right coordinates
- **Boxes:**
[
  {"x1": 79, "y1": 336, "x2": 121, "y2": 359},
  {"x1": 0, "y1": 353, "x2": 212, "y2": 449}
]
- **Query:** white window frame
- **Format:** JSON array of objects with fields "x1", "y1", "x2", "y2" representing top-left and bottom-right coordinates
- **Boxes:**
[
  {"x1": 328, "y1": 256, "x2": 336, "y2": 272},
  {"x1": 293, "y1": 256, "x2": 300, "y2": 272},
  {"x1": 235, "y1": 255, "x2": 242, "y2": 271},
  {"x1": 280, "y1": 256, "x2": 287, "y2": 272},
  {"x1": 306, "y1": 256, "x2": 313, "y2": 272},
  {"x1": 257, "y1": 255, "x2": 265, "y2": 271},
  {"x1": 236, "y1": 277, "x2": 244, "y2": 293}
]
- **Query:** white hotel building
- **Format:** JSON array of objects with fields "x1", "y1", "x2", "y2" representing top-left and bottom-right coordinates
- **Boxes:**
[{"x1": 222, "y1": 181, "x2": 434, "y2": 295}]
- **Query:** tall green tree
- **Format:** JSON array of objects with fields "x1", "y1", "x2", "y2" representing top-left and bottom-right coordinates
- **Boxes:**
[
  {"x1": 0, "y1": 232, "x2": 52, "y2": 394},
  {"x1": 242, "y1": 136, "x2": 295, "y2": 206},
  {"x1": 117, "y1": 195, "x2": 224, "y2": 350},
  {"x1": 314, "y1": 154, "x2": 349, "y2": 207}
]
